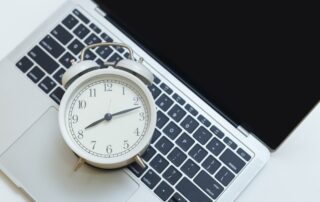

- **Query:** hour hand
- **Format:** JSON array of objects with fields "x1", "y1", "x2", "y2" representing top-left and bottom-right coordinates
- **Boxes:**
[{"x1": 85, "y1": 117, "x2": 105, "y2": 130}]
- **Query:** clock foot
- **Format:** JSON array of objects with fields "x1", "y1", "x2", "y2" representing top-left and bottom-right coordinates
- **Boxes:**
[
  {"x1": 134, "y1": 155, "x2": 146, "y2": 169},
  {"x1": 74, "y1": 157, "x2": 85, "y2": 171}
]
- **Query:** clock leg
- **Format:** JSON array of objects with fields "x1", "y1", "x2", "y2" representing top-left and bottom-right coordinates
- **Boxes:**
[
  {"x1": 134, "y1": 155, "x2": 146, "y2": 169},
  {"x1": 74, "y1": 157, "x2": 85, "y2": 171}
]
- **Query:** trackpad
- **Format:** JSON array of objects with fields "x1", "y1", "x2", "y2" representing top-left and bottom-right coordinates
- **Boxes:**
[{"x1": 0, "y1": 107, "x2": 138, "y2": 202}]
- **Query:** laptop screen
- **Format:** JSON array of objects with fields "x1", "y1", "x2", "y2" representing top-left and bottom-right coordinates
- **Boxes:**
[{"x1": 97, "y1": 1, "x2": 319, "y2": 149}]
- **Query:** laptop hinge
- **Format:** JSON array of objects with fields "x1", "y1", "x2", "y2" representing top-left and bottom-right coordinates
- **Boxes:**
[
  {"x1": 95, "y1": 7, "x2": 106, "y2": 17},
  {"x1": 237, "y1": 125, "x2": 250, "y2": 137}
]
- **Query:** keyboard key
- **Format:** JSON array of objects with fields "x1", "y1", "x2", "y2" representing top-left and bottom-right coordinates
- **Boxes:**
[
  {"x1": 176, "y1": 132, "x2": 195, "y2": 152},
  {"x1": 153, "y1": 76, "x2": 160, "y2": 84},
  {"x1": 84, "y1": 33, "x2": 102, "y2": 45},
  {"x1": 202, "y1": 155, "x2": 221, "y2": 175},
  {"x1": 169, "y1": 193, "x2": 187, "y2": 202},
  {"x1": 197, "y1": 115, "x2": 211, "y2": 127},
  {"x1": 51, "y1": 25, "x2": 73, "y2": 45},
  {"x1": 108, "y1": 52, "x2": 123, "y2": 63},
  {"x1": 128, "y1": 162, "x2": 147, "y2": 177},
  {"x1": 176, "y1": 178, "x2": 211, "y2": 202},
  {"x1": 96, "y1": 46, "x2": 113, "y2": 59},
  {"x1": 28, "y1": 46, "x2": 59, "y2": 74},
  {"x1": 163, "y1": 166, "x2": 182, "y2": 185},
  {"x1": 237, "y1": 148, "x2": 251, "y2": 161},
  {"x1": 210, "y1": 125, "x2": 225, "y2": 138},
  {"x1": 82, "y1": 50, "x2": 96, "y2": 60},
  {"x1": 73, "y1": 24, "x2": 90, "y2": 39},
  {"x1": 206, "y1": 137, "x2": 226, "y2": 156},
  {"x1": 215, "y1": 166, "x2": 235, "y2": 186},
  {"x1": 163, "y1": 121, "x2": 182, "y2": 140},
  {"x1": 154, "y1": 181, "x2": 174, "y2": 201},
  {"x1": 53, "y1": 68, "x2": 66, "y2": 84},
  {"x1": 124, "y1": 52, "x2": 130, "y2": 59},
  {"x1": 223, "y1": 137, "x2": 237, "y2": 150},
  {"x1": 193, "y1": 126, "x2": 212, "y2": 145},
  {"x1": 151, "y1": 129, "x2": 161, "y2": 144},
  {"x1": 142, "y1": 169, "x2": 161, "y2": 189},
  {"x1": 156, "y1": 94, "x2": 174, "y2": 111},
  {"x1": 168, "y1": 104, "x2": 186, "y2": 122},
  {"x1": 156, "y1": 110, "x2": 169, "y2": 129},
  {"x1": 16, "y1": 56, "x2": 33, "y2": 73},
  {"x1": 188, "y1": 144, "x2": 208, "y2": 163},
  {"x1": 38, "y1": 76, "x2": 56, "y2": 93},
  {"x1": 194, "y1": 170, "x2": 224, "y2": 200},
  {"x1": 50, "y1": 87, "x2": 65, "y2": 104},
  {"x1": 113, "y1": 45, "x2": 125, "y2": 53},
  {"x1": 100, "y1": 32, "x2": 113, "y2": 42},
  {"x1": 95, "y1": 58, "x2": 104, "y2": 66},
  {"x1": 27, "y1": 66, "x2": 45, "y2": 83},
  {"x1": 148, "y1": 84, "x2": 161, "y2": 99},
  {"x1": 142, "y1": 146, "x2": 156, "y2": 162},
  {"x1": 160, "y1": 83, "x2": 173, "y2": 95},
  {"x1": 181, "y1": 159, "x2": 200, "y2": 178},
  {"x1": 220, "y1": 149, "x2": 245, "y2": 174},
  {"x1": 68, "y1": 39, "x2": 85, "y2": 55},
  {"x1": 73, "y1": 9, "x2": 89, "y2": 24},
  {"x1": 155, "y1": 136, "x2": 174, "y2": 155},
  {"x1": 59, "y1": 52, "x2": 76, "y2": 68},
  {"x1": 62, "y1": 14, "x2": 79, "y2": 29},
  {"x1": 185, "y1": 104, "x2": 198, "y2": 116},
  {"x1": 172, "y1": 93, "x2": 186, "y2": 105},
  {"x1": 180, "y1": 115, "x2": 199, "y2": 134},
  {"x1": 150, "y1": 154, "x2": 169, "y2": 173},
  {"x1": 89, "y1": 23, "x2": 101, "y2": 34},
  {"x1": 168, "y1": 147, "x2": 187, "y2": 167},
  {"x1": 40, "y1": 35, "x2": 64, "y2": 58}
]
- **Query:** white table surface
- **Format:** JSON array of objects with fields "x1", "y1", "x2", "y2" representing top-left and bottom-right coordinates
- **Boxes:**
[{"x1": 0, "y1": 1, "x2": 320, "y2": 201}]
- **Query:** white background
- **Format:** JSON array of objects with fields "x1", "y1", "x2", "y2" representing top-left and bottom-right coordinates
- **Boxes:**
[{"x1": 0, "y1": 0, "x2": 320, "y2": 201}]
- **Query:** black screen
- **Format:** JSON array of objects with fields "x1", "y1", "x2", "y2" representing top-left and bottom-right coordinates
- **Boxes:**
[{"x1": 97, "y1": 1, "x2": 319, "y2": 149}]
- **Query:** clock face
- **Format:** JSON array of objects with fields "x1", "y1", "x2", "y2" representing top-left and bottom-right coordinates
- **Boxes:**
[{"x1": 65, "y1": 76, "x2": 151, "y2": 159}]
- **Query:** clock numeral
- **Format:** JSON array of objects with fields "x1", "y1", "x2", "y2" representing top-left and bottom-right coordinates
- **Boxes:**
[
  {"x1": 78, "y1": 130, "x2": 84, "y2": 139},
  {"x1": 123, "y1": 140, "x2": 129, "y2": 149},
  {"x1": 134, "y1": 128, "x2": 140, "y2": 136},
  {"x1": 104, "y1": 83, "x2": 113, "y2": 92},
  {"x1": 72, "y1": 115, "x2": 79, "y2": 124},
  {"x1": 106, "y1": 145, "x2": 113, "y2": 154},
  {"x1": 139, "y1": 112, "x2": 145, "y2": 121},
  {"x1": 91, "y1": 141, "x2": 96, "y2": 150},
  {"x1": 89, "y1": 88, "x2": 96, "y2": 97},
  {"x1": 133, "y1": 97, "x2": 139, "y2": 106},
  {"x1": 122, "y1": 86, "x2": 125, "y2": 95},
  {"x1": 78, "y1": 100, "x2": 87, "y2": 109}
]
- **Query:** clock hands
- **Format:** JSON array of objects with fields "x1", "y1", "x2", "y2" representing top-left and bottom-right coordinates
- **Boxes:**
[{"x1": 85, "y1": 106, "x2": 141, "y2": 130}]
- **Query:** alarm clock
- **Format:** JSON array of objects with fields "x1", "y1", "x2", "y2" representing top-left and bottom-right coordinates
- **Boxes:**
[{"x1": 58, "y1": 42, "x2": 156, "y2": 170}]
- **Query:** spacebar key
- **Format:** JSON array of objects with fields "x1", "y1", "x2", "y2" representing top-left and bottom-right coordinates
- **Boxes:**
[{"x1": 176, "y1": 178, "x2": 211, "y2": 202}]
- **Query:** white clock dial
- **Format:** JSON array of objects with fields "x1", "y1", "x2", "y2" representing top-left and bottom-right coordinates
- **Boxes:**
[{"x1": 66, "y1": 78, "x2": 150, "y2": 158}]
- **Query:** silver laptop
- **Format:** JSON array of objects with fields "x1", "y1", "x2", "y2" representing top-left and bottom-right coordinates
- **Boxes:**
[{"x1": 0, "y1": 0, "x2": 319, "y2": 201}]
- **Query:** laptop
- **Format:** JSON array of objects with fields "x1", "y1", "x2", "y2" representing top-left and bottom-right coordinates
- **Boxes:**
[{"x1": 0, "y1": 0, "x2": 319, "y2": 201}]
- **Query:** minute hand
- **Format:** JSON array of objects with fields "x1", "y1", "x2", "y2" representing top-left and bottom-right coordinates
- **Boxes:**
[{"x1": 111, "y1": 106, "x2": 141, "y2": 117}]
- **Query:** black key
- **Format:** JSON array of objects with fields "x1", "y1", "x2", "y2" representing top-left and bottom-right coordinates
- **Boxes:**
[
  {"x1": 210, "y1": 125, "x2": 225, "y2": 138},
  {"x1": 163, "y1": 121, "x2": 182, "y2": 140},
  {"x1": 151, "y1": 129, "x2": 161, "y2": 144},
  {"x1": 27, "y1": 66, "x2": 45, "y2": 83},
  {"x1": 202, "y1": 155, "x2": 221, "y2": 175},
  {"x1": 156, "y1": 94, "x2": 174, "y2": 111},
  {"x1": 73, "y1": 24, "x2": 90, "y2": 39},
  {"x1": 188, "y1": 144, "x2": 208, "y2": 163},
  {"x1": 155, "y1": 136, "x2": 173, "y2": 155},
  {"x1": 176, "y1": 178, "x2": 211, "y2": 202},
  {"x1": 113, "y1": 45, "x2": 125, "y2": 53},
  {"x1": 185, "y1": 104, "x2": 198, "y2": 116},
  {"x1": 40, "y1": 35, "x2": 64, "y2": 58},
  {"x1": 172, "y1": 93, "x2": 186, "y2": 105},
  {"x1": 59, "y1": 52, "x2": 76, "y2": 69},
  {"x1": 62, "y1": 14, "x2": 79, "y2": 29},
  {"x1": 156, "y1": 110, "x2": 169, "y2": 129},
  {"x1": 237, "y1": 148, "x2": 251, "y2": 161},
  {"x1": 197, "y1": 115, "x2": 211, "y2": 127},
  {"x1": 16, "y1": 56, "x2": 33, "y2": 73},
  {"x1": 160, "y1": 83, "x2": 173, "y2": 95},
  {"x1": 148, "y1": 84, "x2": 161, "y2": 99},
  {"x1": 168, "y1": 104, "x2": 186, "y2": 122},
  {"x1": 108, "y1": 52, "x2": 123, "y2": 63},
  {"x1": 28, "y1": 46, "x2": 59, "y2": 74},
  {"x1": 73, "y1": 9, "x2": 89, "y2": 24},
  {"x1": 38, "y1": 76, "x2": 56, "y2": 93},
  {"x1": 154, "y1": 181, "x2": 174, "y2": 201},
  {"x1": 169, "y1": 193, "x2": 187, "y2": 202},
  {"x1": 168, "y1": 147, "x2": 187, "y2": 167},
  {"x1": 128, "y1": 162, "x2": 147, "y2": 177},
  {"x1": 68, "y1": 39, "x2": 85, "y2": 55},
  {"x1": 81, "y1": 50, "x2": 96, "y2": 60},
  {"x1": 142, "y1": 169, "x2": 161, "y2": 189},
  {"x1": 142, "y1": 146, "x2": 156, "y2": 162},
  {"x1": 124, "y1": 52, "x2": 130, "y2": 59},
  {"x1": 223, "y1": 137, "x2": 237, "y2": 150},
  {"x1": 180, "y1": 115, "x2": 199, "y2": 134},
  {"x1": 96, "y1": 46, "x2": 113, "y2": 59},
  {"x1": 100, "y1": 32, "x2": 113, "y2": 42},
  {"x1": 194, "y1": 170, "x2": 224, "y2": 200},
  {"x1": 163, "y1": 166, "x2": 182, "y2": 185},
  {"x1": 50, "y1": 87, "x2": 65, "y2": 105},
  {"x1": 84, "y1": 33, "x2": 102, "y2": 45},
  {"x1": 193, "y1": 126, "x2": 212, "y2": 145},
  {"x1": 215, "y1": 166, "x2": 235, "y2": 186},
  {"x1": 89, "y1": 23, "x2": 101, "y2": 34},
  {"x1": 206, "y1": 137, "x2": 226, "y2": 156},
  {"x1": 176, "y1": 132, "x2": 195, "y2": 152},
  {"x1": 153, "y1": 76, "x2": 160, "y2": 84},
  {"x1": 95, "y1": 58, "x2": 104, "y2": 66},
  {"x1": 51, "y1": 25, "x2": 73, "y2": 45},
  {"x1": 220, "y1": 149, "x2": 245, "y2": 174},
  {"x1": 181, "y1": 159, "x2": 200, "y2": 178},
  {"x1": 150, "y1": 154, "x2": 169, "y2": 174}
]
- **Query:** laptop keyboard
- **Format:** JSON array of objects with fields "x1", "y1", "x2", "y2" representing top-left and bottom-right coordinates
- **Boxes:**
[{"x1": 15, "y1": 8, "x2": 253, "y2": 202}]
